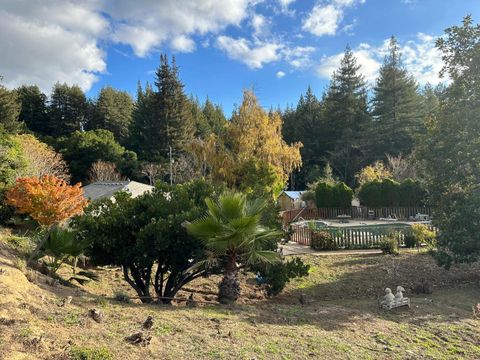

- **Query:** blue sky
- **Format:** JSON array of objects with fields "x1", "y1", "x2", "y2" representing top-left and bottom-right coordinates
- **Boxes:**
[{"x1": 2, "y1": 0, "x2": 480, "y2": 115}]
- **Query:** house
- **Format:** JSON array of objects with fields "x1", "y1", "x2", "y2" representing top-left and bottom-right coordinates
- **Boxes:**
[
  {"x1": 82, "y1": 181, "x2": 154, "y2": 202},
  {"x1": 277, "y1": 191, "x2": 307, "y2": 211}
]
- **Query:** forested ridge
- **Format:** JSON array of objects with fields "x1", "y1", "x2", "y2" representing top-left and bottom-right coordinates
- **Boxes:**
[{"x1": 1, "y1": 35, "x2": 441, "y2": 191}]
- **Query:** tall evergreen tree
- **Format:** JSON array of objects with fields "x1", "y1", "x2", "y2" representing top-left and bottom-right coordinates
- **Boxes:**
[
  {"x1": 282, "y1": 87, "x2": 326, "y2": 189},
  {"x1": 154, "y1": 55, "x2": 195, "y2": 155},
  {"x1": 323, "y1": 46, "x2": 370, "y2": 185},
  {"x1": 129, "y1": 81, "x2": 156, "y2": 159},
  {"x1": 0, "y1": 81, "x2": 23, "y2": 133},
  {"x1": 87, "y1": 86, "x2": 134, "y2": 144},
  {"x1": 130, "y1": 55, "x2": 194, "y2": 161},
  {"x1": 47, "y1": 83, "x2": 87, "y2": 136},
  {"x1": 202, "y1": 97, "x2": 227, "y2": 137},
  {"x1": 369, "y1": 37, "x2": 424, "y2": 160},
  {"x1": 189, "y1": 95, "x2": 210, "y2": 138},
  {"x1": 15, "y1": 85, "x2": 48, "y2": 135}
]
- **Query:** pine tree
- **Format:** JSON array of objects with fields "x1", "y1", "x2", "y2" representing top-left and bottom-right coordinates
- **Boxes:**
[
  {"x1": 369, "y1": 37, "x2": 424, "y2": 159},
  {"x1": 282, "y1": 87, "x2": 326, "y2": 189},
  {"x1": 87, "y1": 86, "x2": 134, "y2": 144},
  {"x1": 202, "y1": 97, "x2": 227, "y2": 137},
  {"x1": 323, "y1": 46, "x2": 370, "y2": 185},
  {"x1": 153, "y1": 55, "x2": 195, "y2": 154},
  {"x1": 15, "y1": 85, "x2": 48, "y2": 135},
  {"x1": 47, "y1": 83, "x2": 87, "y2": 136},
  {"x1": 129, "y1": 81, "x2": 156, "y2": 160},
  {"x1": 0, "y1": 82, "x2": 23, "y2": 133}
]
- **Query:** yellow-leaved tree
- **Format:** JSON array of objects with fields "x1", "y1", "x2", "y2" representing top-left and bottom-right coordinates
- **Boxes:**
[
  {"x1": 355, "y1": 161, "x2": 392, "y2": 189},
  {"x1": 188, "y1": 90, "x2": 302, "y2": 197}
]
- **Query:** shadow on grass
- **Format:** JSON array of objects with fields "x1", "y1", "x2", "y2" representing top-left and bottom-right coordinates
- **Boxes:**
[{"x1": 238, "y1": 252, "x2": 480, "y2": 330}]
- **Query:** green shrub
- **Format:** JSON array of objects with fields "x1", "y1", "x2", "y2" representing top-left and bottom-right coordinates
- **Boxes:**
[
  {"x1": 379, "y1": 237, "x2": 399, "y2": 255},
  {"x1": 359, "y1": 179, "x2": 426, "y2": 207},
  {"x1": 332, "y1": 182, "x2": 353, "y2": 208},
  {"x1": 315, "y1": 181, "x2": 353, "y2": 208},
  {"x1": 257, "y1": 257, "x2": 310, "y2": 296},
  {"x1": 70, "y1": 346, "x2": 113, "y2": 360},
  {"x1": 403, "y1": 233, "x2": 418, "y2": 248},
  {"x1": 311, "y1": 231, "x2": 338, "y2": 251},
  {"x1": 40, "y1": 227, "x2": 91, "y2": 274},
  {"x1": 398, "y1": 179, "x2": 426, "y2": 206},
  {"x1": 315, "y1": 182, "x2": 334, "y2": 207},
  {"x1": 114, "y1": 291, "x2": 131, "y2": 303},
  {"x1": 411, "y1": 224, "x2": 436, "y2": 248}
]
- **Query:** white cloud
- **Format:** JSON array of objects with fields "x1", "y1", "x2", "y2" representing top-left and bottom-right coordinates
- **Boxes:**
[
  {"x1": 171, "y1": 35, "x2": 196, "y2": 53},
  {"x1": 251, "y1": 14, "x2": 268, "y2": 37},
  {"x1": 316, "y1": 34, "x2": 444, "y2": 85},
  {"x1": 282, "y1": 46, "x2": 316, "y2": 68},
  {"x1": 0, "y1": 0, "x2": 258, "y2": 91},
  {"x1": 276, "y1": 71, "x2": 286, "y2": 78},
  {"x1": 105, "y1": 0, "x2": 255, "y2": 57},
  {"x1": 401, "y1": 33, "x2": 444, "y2": 84},
  {"x1": 302, "y1": 0, "x2": 366, "y2": 37},
  {"x1": 278, "y1": 0, "x2": 296, "y2": 13},
  {"x1": 216, "y1": 36, "x2": 283, "y2": 69},
  {"x1": 302, "y1": 4, "x2": 342, "y2": 36},
  {"x1": 0, "y1": 2, "x2": 107, "y2": 92}
]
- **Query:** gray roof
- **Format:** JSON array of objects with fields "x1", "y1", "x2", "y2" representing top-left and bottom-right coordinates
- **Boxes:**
[
  {"x1": 280, "y1": 191, "x2": 306, "y2": 200},
  {"x1": 82, "y1": 181, "x2": 154, "y2": 201}
]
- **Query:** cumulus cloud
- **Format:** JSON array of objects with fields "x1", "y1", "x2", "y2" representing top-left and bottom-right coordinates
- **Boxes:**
[
  {"x1": 171, "y1": 35, "x2": 196, "y2": 53},
  {"x1": 302, "y1": 0, "x2": 365, "y2": 37},
  {"x1": 105, "y1": 0, "x2": 254, "y2": 57},
  {"x1": 316, "y1": 34, "x2": 444, "y2": 85},
  {"x1": 282, "y1": 46, "x2": 316, "y2": 68},
  {"x1": 216, "y1": 36, "x2": 283, "y2": 69},
  {"x1": 276, "y1": 71, "x2": 286, "y2": 78},
  {"x1": 0, "y1": 1, "x2": 107, "y2": 92},
  {"x1": 0, "y1": 0, "x2": 259, "y2": 92}
]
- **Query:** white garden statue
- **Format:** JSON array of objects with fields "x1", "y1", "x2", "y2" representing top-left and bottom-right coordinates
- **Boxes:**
[
  {"x1": 380, "y1": 286, "x2": 410, "y2": 310},
  {"x1": 380, "y1": 288, "x2": 395, "y2": 308}
]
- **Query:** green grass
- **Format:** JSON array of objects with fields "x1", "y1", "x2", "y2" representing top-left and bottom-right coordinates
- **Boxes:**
[{"x1": 1, "y1": 228, "x2": 479, "y2": 359}]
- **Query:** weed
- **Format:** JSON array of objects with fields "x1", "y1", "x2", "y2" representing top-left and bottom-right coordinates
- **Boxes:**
[
  {"x1": 113, "y1": 291, "x2": 131, "y2": 303},
  {"x1": 70, "y1": 346, "x2": 113, "y2": 360}
]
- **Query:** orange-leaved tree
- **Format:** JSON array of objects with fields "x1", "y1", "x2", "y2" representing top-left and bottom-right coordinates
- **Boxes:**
[
  {"x1": 6, "y1": 175, "x2": 87, "y2": 226},
  {"x1": 6, "y1": 175, "x2": 88, "y2": 260}
]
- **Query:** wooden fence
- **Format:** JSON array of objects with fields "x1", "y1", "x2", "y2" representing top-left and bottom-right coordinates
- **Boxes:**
[
  {"x1": 289, "y1": 223, "x2": 436, "y2": 248},
  {"x1": 282, "y1": 206, "x2": 433, "y2": 228}
]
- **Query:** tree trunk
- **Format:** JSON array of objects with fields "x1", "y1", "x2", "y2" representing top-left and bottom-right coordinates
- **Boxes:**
[{"x1": 218, "y1": 256, "x2": 240, "y2": 304}]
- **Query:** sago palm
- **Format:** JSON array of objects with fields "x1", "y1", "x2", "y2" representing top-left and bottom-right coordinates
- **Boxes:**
[{"x1": 187, "y1": 192, "x2": 281, "y2": 304}]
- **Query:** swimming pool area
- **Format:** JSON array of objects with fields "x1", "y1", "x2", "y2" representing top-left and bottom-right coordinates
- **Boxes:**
[
  {"x1": 290, "y1": 218, "x2": 430, "y2": 230},
  {"x1": 288, "y1": 218, "x2": 434, "y2": 247}
]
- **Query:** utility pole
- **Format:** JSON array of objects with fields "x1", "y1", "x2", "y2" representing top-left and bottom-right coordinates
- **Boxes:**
[{"x1": 169, "y1": 145, "x2": 173, "y2": 185}]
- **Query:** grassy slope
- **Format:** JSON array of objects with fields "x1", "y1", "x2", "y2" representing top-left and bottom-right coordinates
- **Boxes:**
[{"x1": 0, "y1": 228, "x2": 479, "y2": 360}]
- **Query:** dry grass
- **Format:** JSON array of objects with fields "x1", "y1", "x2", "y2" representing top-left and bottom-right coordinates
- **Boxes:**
[{"x1": 1, "y1": 229, "x2": 479, "y2": 360}]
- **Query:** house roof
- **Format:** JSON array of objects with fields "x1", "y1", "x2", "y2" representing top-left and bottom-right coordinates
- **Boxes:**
[
  {"x1": 82, "y1": 181, "x2": 154, "y2": 201},
  {"x1": 280, "y1": 190, "x2": 305, "y2": 200}
]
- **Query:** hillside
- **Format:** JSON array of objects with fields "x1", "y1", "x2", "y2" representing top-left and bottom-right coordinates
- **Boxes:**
[{"x1": 0, "y1": 228, "x2": 479, "y2": 360}]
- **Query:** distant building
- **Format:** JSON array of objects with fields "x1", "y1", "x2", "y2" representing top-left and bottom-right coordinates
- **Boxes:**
[
  {"x1": 277, "y1": 191, "x2": 307, "y2": 211},
  {"x1": 82, "y1": 181, "x2": 154, "y2": 202}
]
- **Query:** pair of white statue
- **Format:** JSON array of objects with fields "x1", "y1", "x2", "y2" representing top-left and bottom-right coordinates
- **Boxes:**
[{"x1": 381, "y1": 286, "x2": 410, "y2": 309}]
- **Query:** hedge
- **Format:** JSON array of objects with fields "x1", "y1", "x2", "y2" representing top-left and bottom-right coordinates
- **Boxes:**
[
  {"x1": 315, "y1": 181, "x2": 353, "y2": 208},
  {"x1": 358, "y1": 178, "x2": 426, "y2": 207}
]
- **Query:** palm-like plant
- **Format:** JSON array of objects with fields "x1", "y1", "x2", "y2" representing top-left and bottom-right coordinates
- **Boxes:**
[{"x1": 187, "y1": 192, "x2": 281, "y2": 304}]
